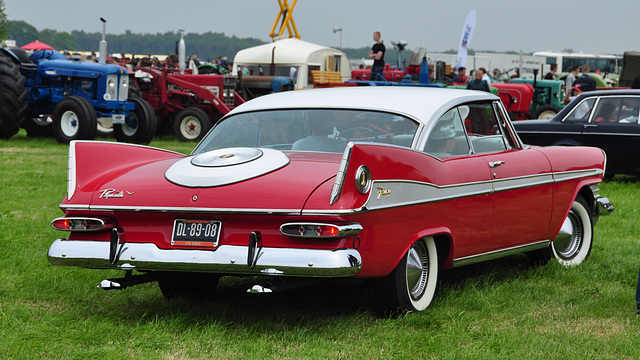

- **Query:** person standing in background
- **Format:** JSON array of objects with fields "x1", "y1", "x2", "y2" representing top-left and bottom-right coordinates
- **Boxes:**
[
  {"x1": 453, "y1": 67, "x2": 469, "y2": 84},
  {"x1": 564, "y1": 65, "x2": 580, "y2": 103},
  {"x1": 545, "y1": 63, "x2": 558, "y2": 80},
  {"x1": 478, "y1": 66, "x2": 492, "y2": 91},
  {"x1": 466, "y1": 69, "x2": 491, "y2": 92},
  {"x1": 574, "y1": 63, "x2": 597, "y2": 92},
  {"x1": 368, "y1": 31, "x2": 386, "y2": 81}
]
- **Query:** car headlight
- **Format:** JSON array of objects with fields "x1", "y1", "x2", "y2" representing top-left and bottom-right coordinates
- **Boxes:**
[{"x1": 108, "y1": 78, "x2": 116, "y2": 88}]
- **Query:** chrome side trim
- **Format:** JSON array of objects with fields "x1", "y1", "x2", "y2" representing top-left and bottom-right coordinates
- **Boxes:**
[
  {"x1": 451, "y1": 240, "x2": 550, "y2": 268},
  {"x1": 61, "y1": 168, "x2": 605, "y2": 216},
  {"x1": 48, "y1": 239, "x2": 362, "y2": 277},
  {"x1": 552, "y1": 168, "x2": 604, "y2": 182},
  {"x1": 60, "y1": 205, "x2": 305, "y2": 215},
  {"x1": 488, "y1": 173, "x2": 554, "y2": 193},
  {"x1": 60, "y1": 204, "x2": 91, "y2": 211},
  {"x1": 361, "y1": 169, "x2": 600, "y2": 212},
  {"x1": 364, "y1": 179, "x2": 493, "y2": 211}
]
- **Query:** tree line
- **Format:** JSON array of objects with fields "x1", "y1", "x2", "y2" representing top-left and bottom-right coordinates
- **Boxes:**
[
  {"x1": 5, "y1": 20, "x2": 270, "y2": 62},
  {"x1": 2, "y1": 18, "x2": 395, "y2": 64},
  {"x1": 0, "y1": 3, "x2": 541, "y2": 66},
  {"x1": 3, "y1": 17, "x2": 529, "y2": 66}
]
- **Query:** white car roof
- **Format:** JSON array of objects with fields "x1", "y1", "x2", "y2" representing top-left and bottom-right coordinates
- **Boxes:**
[{"x1": 229, "y1": 87, "x2": 499, "y2": 125}]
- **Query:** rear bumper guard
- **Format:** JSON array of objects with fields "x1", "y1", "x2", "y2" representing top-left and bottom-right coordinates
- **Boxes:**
[
  {"x1": 48, "y1": 239, "x2": 362, "y2": 277},
  {"x1": 596, "y1": 197, "x2": 614, "y2": 216}
]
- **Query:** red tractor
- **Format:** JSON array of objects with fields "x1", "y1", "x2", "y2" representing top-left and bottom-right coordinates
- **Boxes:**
[
  {"x1": 132, "y1": 67, "x2": 244, "y2": 141},
  {"x1": 491, "y1": 83, "x2": 535, "y2": 120}
]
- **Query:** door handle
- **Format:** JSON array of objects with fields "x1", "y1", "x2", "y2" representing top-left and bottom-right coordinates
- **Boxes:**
[{"x1": 489, "y1": 161, "x2": 505, "y2": 168}]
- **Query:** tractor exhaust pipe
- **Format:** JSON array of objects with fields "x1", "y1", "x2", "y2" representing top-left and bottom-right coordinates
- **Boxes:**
[
  {"x1": 178, "y1": 30, "x2": 186, "y2": 75},
  {"x1": 99, "y1": 18, "x2": 107, "y2": 64}
]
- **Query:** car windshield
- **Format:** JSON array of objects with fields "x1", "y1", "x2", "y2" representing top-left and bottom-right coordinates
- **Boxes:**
[{"x1": 193, "y1": 109, "x2": 420, "y2": 155}]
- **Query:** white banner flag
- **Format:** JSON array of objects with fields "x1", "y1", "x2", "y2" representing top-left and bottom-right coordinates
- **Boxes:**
[{"x1": 456, "y1": 9, "x2": 477, "y2": 71}]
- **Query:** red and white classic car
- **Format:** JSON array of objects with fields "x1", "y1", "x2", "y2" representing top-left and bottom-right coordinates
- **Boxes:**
[{"x1": 48, "y1": 87, "x2": 613, "y2": 314}]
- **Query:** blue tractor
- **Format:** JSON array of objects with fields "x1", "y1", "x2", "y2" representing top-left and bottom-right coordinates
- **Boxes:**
[{"x1": 0, "y1": 48, "x2": 155, "y2": 143}]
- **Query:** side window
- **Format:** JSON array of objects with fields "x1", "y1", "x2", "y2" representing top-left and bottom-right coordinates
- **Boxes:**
[
  {"x1": 465, "y1": 102, "x2": 497, "y2": 135},
  {"x1": 425, "y1": 107, "x2": 470, "y2": 158},
  {"x1": 565, "y1": 98, "x2": 596, "y2": 122},
  {"x1": 593, "y1": 97, "x2": 640, "y2": 124},
  {"x1": 619, "y1": 97, "x2": 640, "y2": 124},
  {"x1": 464, "y1": 101, "x2": 508, "y2": 154}
]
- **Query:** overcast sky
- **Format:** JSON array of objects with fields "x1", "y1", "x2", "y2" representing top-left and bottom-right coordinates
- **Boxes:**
[{"x1": 4, "y1": 0, "x2": 639, "y2": 55}]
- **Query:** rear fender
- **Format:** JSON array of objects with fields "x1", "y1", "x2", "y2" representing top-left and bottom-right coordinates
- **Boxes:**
[
  {"x1": 0, "y1": 48, "x2": 21, "y2": 66},
  {"x1": 64, "y1": 141, "x2": 185, "y2": 204},
  {"x1": 538, "y1": 146, "x2": 606, "y2": 237},
  {"x1": 368, "y1": 227, "x2": 454, "y2": 277},
  {"x1": 411, "y1": 227, "x2": 454, "y2": 269},
  {"x1": 329, "y1": 142, "x2": 443, "y2": 210}
]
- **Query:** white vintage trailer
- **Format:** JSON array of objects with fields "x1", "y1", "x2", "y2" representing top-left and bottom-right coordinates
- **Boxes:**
[{"x1": 232, "y1": 38, "x2": 352, "y2": 90}]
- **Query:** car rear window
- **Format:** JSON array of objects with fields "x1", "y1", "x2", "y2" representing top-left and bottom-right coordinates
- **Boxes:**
[{"x1": 194, "y1": 109, "x2": 420, "y2": 154}]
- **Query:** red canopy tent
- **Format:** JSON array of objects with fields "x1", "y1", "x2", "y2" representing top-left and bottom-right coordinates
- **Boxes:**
[{"x1": 20, "y1": 40, "x2": 55, "y2": 51}]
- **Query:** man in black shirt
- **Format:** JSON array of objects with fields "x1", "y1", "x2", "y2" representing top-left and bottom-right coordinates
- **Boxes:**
[
  {"x1": 544, "y1": 63, "x2": 557, "y2": 80},
  {"x1": 368, "y1": 31, "x2": 386, "y2": 81}
]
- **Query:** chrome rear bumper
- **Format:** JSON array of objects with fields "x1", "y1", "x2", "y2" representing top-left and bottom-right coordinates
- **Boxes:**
[
  {"x1": 589, "y1": 184, "x2": 614, "y2": 222},
  {"x1": 48, "y1": 239, "x2": 362, "y2": 277},
  {"x1": 596, "y1": 197, "x2": 614, "y2": 216}
]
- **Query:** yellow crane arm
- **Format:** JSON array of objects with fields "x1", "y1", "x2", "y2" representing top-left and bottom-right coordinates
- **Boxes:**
[{"x1": 270, "y1": 0, "x2": 300, "y2": 40}]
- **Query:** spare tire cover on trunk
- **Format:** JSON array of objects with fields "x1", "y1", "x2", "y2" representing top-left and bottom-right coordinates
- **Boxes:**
[{"x1": 165, "y1": 147, "x2": 289, "y2": 187}]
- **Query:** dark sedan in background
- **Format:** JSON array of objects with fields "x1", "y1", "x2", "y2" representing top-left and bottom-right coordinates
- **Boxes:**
[{"x1": 513, "y1": 90, "x2": 640, "y2": 176}]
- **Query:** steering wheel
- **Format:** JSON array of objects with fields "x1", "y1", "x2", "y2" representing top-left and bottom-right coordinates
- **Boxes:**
[{"x1": 340, "y1": 127, "x2": 378, "y2": 141}]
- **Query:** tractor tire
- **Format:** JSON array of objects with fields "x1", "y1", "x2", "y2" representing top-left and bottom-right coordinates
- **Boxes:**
[
  {"x1": 114, "y1": 97, "x2": 156, "y2": 144},
  {"x1": 173, "y1": 107, "x2": 213, "y2": 142},
  {"x1": 128, "y1": 82, "x2": 142, "y2": 99},
  {"x1": 0, "y1": 51, "x2": 28, "y2": 139},
  {"x1": 533, "y1": 104, "x2": 561, "y2": 119},
  {"x1": 22, "y1": 115, "x2": 53, "y2": 137},
  {"x1": 52, "y1": 96, "x2": 97, "y2": 143}
]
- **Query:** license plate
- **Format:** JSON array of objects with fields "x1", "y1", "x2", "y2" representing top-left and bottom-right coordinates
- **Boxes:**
[
  {"x1": 112, "y1": 114, "x2": 126, "y2": 124},
  {"x1": 171, "y1": 219, "x2": 221, "y2": 247}
]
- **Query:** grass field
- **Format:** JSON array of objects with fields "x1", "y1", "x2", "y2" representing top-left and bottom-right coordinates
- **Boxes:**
[{"x1": 1, "y1": 130, "x2": 640, "y2": 359}]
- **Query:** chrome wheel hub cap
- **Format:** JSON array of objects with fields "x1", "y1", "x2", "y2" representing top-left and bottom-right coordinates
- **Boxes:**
[
  {"x1": 406, "y1": 242, "x2": 429, "y2": 300},
  {"x1": 554, "y1": 210, "x2": 583, "y2": 259}
]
